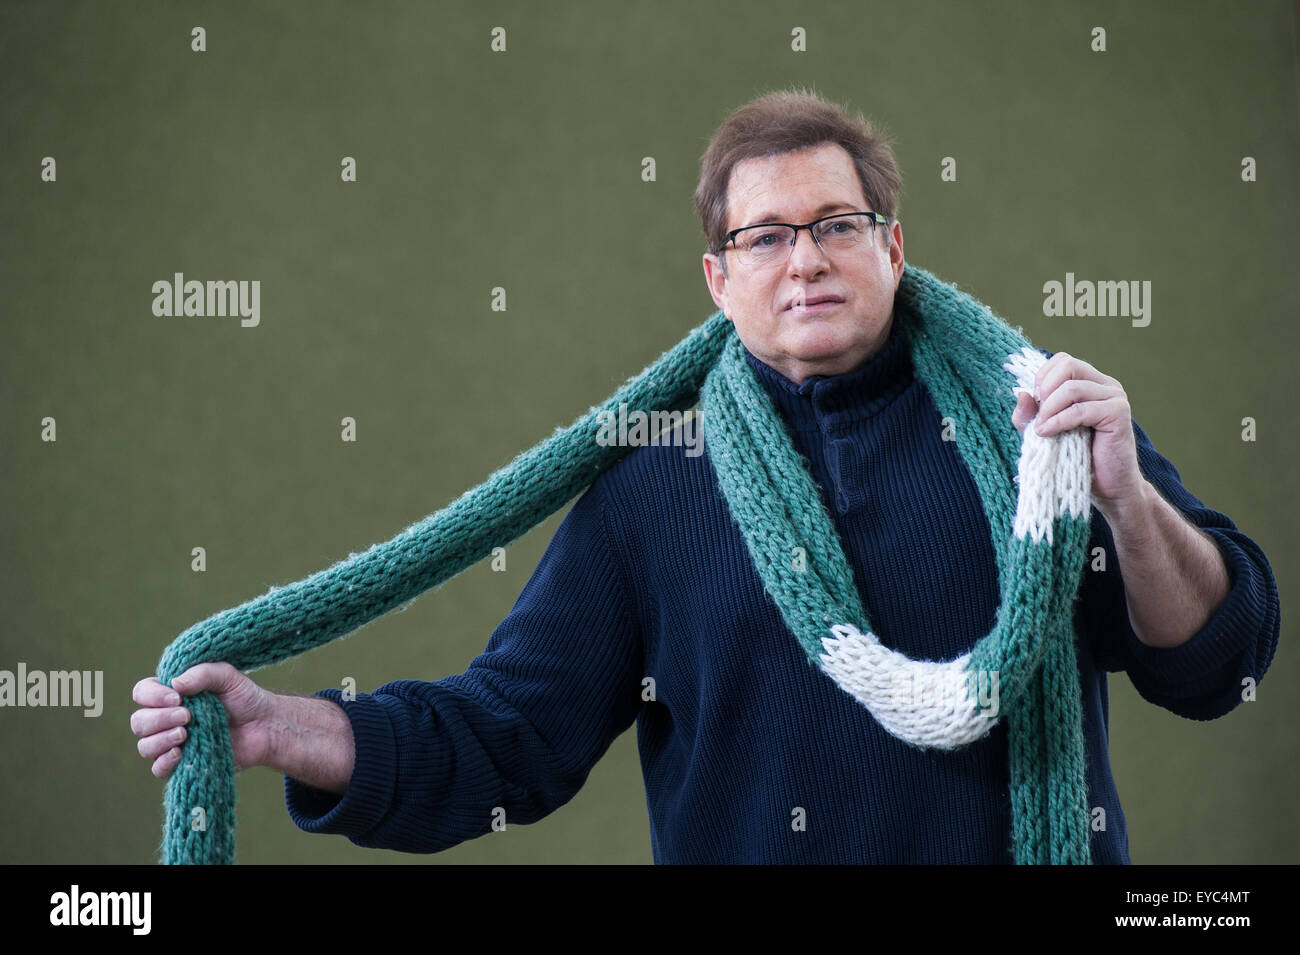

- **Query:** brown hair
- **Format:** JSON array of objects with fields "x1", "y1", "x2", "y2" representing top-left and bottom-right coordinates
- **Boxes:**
[{"x1": 694, "y1": 86, "x2": 903, "y2": 273}]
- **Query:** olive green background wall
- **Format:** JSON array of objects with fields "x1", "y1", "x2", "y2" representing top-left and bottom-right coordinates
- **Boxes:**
[{"x1": 1, "y1": 0, "x2": 1295, "y2": 864}]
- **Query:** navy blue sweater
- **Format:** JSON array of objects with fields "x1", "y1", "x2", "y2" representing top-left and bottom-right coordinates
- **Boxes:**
[{"x1": 284, "y1": 316, "x2": 1280, "y2": 863}]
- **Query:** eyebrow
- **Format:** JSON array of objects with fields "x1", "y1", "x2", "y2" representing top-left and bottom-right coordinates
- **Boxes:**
[{"x1": 745, "y1": 202, "x2": 859, "y2": 226}]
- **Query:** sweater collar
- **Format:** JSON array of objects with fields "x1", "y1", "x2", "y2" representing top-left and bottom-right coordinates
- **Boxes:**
[{"x1": 742, "y1": 315, "x2": 913, "y2": 432}]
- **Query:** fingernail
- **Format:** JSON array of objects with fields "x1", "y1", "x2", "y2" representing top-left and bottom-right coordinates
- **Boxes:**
[{"x1": 166, "y1": 692, "x2": 181, "y2": 705}]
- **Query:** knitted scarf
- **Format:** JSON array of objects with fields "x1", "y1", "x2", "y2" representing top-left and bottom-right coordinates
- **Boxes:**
[{"x1": 155, "y1": 263, "x2": 1094, "y2": 865}]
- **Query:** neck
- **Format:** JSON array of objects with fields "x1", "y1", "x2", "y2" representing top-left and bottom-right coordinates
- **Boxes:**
[
  {"x1": 742, "y1": 313, "x2": 912, "y2": 431},
  {"x1": 753, "y1": 313, "x2": 896, "y2": 386}
]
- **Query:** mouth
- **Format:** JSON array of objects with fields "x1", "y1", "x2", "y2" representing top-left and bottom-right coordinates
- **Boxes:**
[{"x1": 785, "y1": 295, "x2": 844, "y2": 313}]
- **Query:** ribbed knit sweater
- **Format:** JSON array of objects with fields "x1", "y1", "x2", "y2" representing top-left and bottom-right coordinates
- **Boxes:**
[{"x1": 283, "y1": 315, "x2": 1279, "y2": 863}]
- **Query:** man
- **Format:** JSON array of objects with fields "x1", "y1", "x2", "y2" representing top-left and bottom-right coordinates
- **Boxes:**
[{"x1": 131, "y1": 88, "x2": 1279, "y2": 863}]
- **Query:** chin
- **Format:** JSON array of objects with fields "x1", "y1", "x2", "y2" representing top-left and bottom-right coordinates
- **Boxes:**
[{"x1": 782, "y1": 325, "x2": 856, "y2": 362}]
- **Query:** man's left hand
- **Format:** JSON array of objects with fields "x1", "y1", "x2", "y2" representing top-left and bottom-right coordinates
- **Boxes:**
[{"x1": 1010, "y1": 352, "x2": 1148, "y2": 521}]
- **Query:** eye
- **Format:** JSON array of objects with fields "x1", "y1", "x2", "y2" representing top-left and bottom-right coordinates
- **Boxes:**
[{"x1": 821, "y1": 219, "x2": 862, "y2": 237}]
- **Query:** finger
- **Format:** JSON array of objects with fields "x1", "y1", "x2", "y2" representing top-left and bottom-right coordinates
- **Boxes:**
[
  {"x1": 138, "y1": 726, "x2": 188, "y2": 761},
  {"x1": 133, "y1": 676, "x2": 182, "y2": 708},
  {"x1": 1011, "y1": 392, "x2": 1038, "y2": 433},
  {"x1": 170, "y1": 661, "x2": 240, "y2": 697},
  {"x1": 1035, "y1": 378, "x2": 1113, "y2": 425},
  {"x1": 152, "y1": 747, "x2": 183, "y2": 780},
  {"x1": 1035, "y1": 352, "x2": 1116, "y2": 402},
  {"x1": 130, "y1": 706, "x2": 191, "y2": 738},
  {"x1": 1036, "y1": 395, "x2": 1125, "y2": 436}
]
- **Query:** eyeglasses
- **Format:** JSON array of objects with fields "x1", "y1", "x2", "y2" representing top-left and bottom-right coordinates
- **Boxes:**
[{"x1": 717, "y1": 211, "x2": 890, "y2": 269}]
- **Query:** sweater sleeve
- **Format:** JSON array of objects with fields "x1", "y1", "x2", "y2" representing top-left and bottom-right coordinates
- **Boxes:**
[
  {"x1": 282, "y1": 475, "x2": 645, "y2": 852},
  {"x1": 1079, "y1": 416, "x2": 1281, "y2": 720}
]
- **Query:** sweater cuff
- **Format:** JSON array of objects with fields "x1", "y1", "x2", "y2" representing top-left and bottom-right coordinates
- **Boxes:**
[
  {"x1": 284, "y1": 688, "x2": 398, "y2": 839},
  {"x1": 1116, "y1": 527, "x2": 1263, "y2": 706}
]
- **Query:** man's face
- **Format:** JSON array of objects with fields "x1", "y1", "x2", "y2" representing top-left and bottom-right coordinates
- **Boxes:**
[{"x1": 702, "y1": 142, "x2": 905, "y2": 385}]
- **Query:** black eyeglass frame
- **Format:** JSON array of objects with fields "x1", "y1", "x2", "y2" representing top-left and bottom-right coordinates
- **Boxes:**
[{"x1": 715, "y1": 211, "x2": 891, "y2": 257}]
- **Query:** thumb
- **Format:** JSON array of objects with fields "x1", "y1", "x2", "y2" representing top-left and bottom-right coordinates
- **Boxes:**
[
  {"x1": 1011, "y1": 391, "x2": 1038, "y2": 434},
  {"x1": 170, "y1": 661, "x2": 241, "y2": 697}
]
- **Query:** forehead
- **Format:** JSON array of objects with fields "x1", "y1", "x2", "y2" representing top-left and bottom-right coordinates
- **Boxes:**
[{"x1": 726, "y1": 142, "x2": 867, "y2": 227}]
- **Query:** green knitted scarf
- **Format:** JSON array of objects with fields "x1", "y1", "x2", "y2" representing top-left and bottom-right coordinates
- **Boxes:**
[{"x1": 155, "y1": 263, "x2": 1094, "y2": 865}]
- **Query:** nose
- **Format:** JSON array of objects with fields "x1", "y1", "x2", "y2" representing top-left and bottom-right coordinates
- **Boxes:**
[{"x1": 787, "y1": 227, "x2": 829, "y2": 277}]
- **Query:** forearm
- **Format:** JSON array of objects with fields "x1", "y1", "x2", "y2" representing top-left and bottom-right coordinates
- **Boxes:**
[
  {"x1": 1104, "y1": 479, "x2": 1232, "y2": 649},
  {"x1": 265, "y1": 693, "x2": 356, "y2": 794}
]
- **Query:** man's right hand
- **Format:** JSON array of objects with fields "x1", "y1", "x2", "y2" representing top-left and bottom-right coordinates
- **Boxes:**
[{"x1": 131, "y1": 663, "x2": 277, "y2": 780}]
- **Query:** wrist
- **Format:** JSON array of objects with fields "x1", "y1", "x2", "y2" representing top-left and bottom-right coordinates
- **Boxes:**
[
  {"x1": 1099, "y1": 478, "x2": 1155, "y2": 538},
  {"x1": 262, "y1": 690, "x2": 297, "y2": 776},
  {"x1": 267, "y1": 692, "x2": 355, "y2": 794}
]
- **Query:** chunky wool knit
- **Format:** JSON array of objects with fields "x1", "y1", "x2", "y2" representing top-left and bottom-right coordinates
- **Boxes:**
[
  {"x1": 154, "y1": 263, "x2": 1274, "y2": 865},
  {"x1": 284, "y1": 321, "x2": 1274, "y2": 863},
  {"x1": 698, "y1": 291, "x2": 1094, "y2": 862}
]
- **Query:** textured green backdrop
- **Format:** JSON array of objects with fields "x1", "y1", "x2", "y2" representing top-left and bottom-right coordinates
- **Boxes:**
[{"x1": 1, "y1": 0, "x2": 1295, "y2": 864}]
